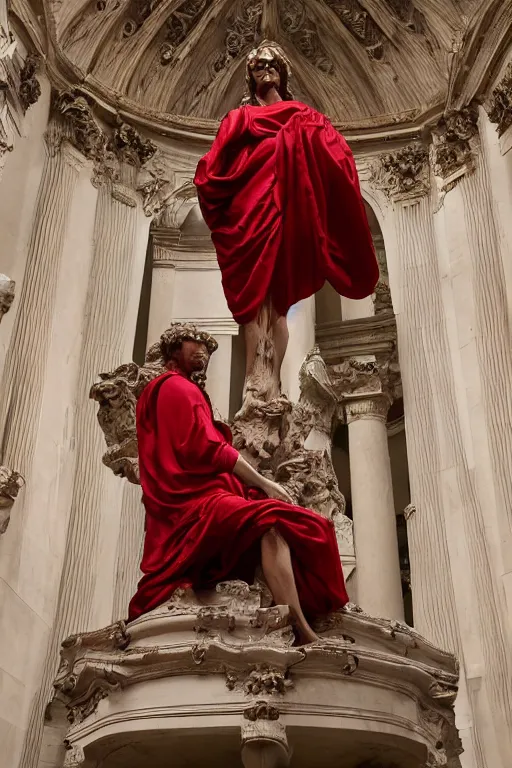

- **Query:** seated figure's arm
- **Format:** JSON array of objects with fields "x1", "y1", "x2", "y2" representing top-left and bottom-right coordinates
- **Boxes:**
[
  {"x1": 233, "y1": 454, "x2": 293, "y2": 504},
  {"x1": 158, "y1": 378, "x2": 292, "y2": 503}
]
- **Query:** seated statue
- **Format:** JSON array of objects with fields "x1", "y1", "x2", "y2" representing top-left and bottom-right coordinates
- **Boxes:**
[
  {"x1": 128, "y1": 325, "x2": 349, "y2": 644},
  {"x1": 194, "y1": 41, "x2": 378, "y2": 402}
]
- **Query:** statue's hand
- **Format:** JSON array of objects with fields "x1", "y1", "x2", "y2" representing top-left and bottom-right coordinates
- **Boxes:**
[{"x1": 261, "y1": 479, "x2": 294, "y2": 505}]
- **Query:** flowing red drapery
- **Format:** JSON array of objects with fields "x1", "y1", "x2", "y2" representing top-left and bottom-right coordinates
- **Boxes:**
[
  {"x1": 128, "y1": 371, "x2": 349, "y2": 622},
  {"x1": 194, "y1": 101, "x2": 379, "y2": 325}
]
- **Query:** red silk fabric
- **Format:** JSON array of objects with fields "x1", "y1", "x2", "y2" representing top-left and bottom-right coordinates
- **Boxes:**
[
  {"x1": 128, "y1": 371, "x2": 349, "y2": 621},
  {"x1": 194, "y1": 101, "x2": 379, "y2": 325}
]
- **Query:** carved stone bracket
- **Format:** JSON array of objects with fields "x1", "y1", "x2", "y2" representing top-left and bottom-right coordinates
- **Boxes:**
[
  {"x1": 487, "y1": 62, "x2": 512, "y2": 137},
  {"x1": 431, "y1": 105, "x2": 479, "y2": 189},
  {"x1": 373, "y1": 143, "x2": 430, "y2": 202},
  {"x1": 53, "y1": 89, "x2": 157, "y2": 201}
]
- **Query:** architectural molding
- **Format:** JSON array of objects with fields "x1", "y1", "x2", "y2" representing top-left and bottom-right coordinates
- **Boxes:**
[
  {"x1": 53, "y1": 588, "x2": 461, "y2": 768},
  {"x1": 317, "y1": 313, "x2": 397, "y2": 364},
  {"x1": 345, "y1": 394, "x2": 391, "y2": 424},
  {"x1": 172, "y1": 317, "x2": 239, "y2": 335}
]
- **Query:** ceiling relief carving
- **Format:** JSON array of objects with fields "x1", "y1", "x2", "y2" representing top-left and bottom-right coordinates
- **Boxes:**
[
  {"x1": 277, "y1": 0, "x2": 333, "y2": 74},
  {"x1": 383, "y1": 0, "x2": 427, "y2": 35},
  {"x1": 15, "y1": 0, "x2": 496, "y2": 129},
  {"x1": 160, "y1": 0, "x2": 212, "y2": 65},
  {"x1": 323, "y1": 0, "x2": 385, "y2": 62}
]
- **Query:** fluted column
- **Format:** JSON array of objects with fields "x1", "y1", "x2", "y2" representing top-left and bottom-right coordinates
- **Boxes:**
[
  {"x1": 341, "y1": 369, "x2": 403, "y2": 620},
  {"x1": 372, "y1": 129, "x2": 512, "y2": 766},
  {"x1": 0, "y1": 133, "x2": 96, "y2": 766},
  {"x1": 21, "y1": 181, "x2": 150, "y2": 768},
  {"x1": 281, "y1": 296, "x2": 315, "y2": 403}
]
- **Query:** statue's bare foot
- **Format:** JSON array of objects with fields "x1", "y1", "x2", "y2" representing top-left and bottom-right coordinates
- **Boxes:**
[{"x1": 292, "y1": 620, "x2": 320, "y2": 647}]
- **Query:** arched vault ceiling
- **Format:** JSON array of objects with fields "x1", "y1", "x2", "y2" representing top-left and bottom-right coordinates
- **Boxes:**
[{"x1": 23, "y1": 0, "x2": 506, "y2": 125}]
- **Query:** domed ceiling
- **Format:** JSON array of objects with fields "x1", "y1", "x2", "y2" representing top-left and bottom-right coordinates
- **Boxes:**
[{"x1": 17, "y1": 0, "x2": 502, "y2": 128}]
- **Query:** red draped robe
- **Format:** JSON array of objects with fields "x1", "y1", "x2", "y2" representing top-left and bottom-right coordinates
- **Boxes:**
[
  {"x1": 194, "y1": 100, "x2": 379, "y2": 325},
  {"x1": 128, "y1": 370, "x2": 349, "y2": 621}
]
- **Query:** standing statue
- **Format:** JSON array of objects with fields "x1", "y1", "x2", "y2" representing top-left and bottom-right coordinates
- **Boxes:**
[
  {"x1": 194, "y1": 41, "x2": 378, "y2": 403},
  {"x1": 128, "y1": 324, "x2": 349, "y2": 645}
]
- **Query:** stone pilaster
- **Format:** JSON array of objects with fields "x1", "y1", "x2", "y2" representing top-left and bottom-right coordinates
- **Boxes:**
[
  {"x1": 20, "y1": 177, "x2": 150, "y2": 768},
  {"x1": 388, "y1": 163, "x2": 512, "y2": 764}
]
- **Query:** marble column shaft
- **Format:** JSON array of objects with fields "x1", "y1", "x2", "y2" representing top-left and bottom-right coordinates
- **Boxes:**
[
  {"x1": 346, "y1": 395, "x2": 404, "y2": 620},
  {"x1": 21, "y1": 181, "x2": 150, "y2": 768},
  {"x1": 391, "y1": 184, "x2": 512, "y2": 766},
  {"x1": 0, "y1": 136, "x2": 96, "y2": 766},
  {"x1": 281, "y1": 296, "x2": 316, "y2": 403}
]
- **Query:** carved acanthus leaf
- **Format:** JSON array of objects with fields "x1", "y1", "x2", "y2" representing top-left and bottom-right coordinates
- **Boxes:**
[
  {"x1": 0, "y1": 465, "x2": 24, "y2": 535},
  {"x1": 19, "y1": 54, "x2": 41, "y2": 112},
  {"x1": 242, "y1": 664, "x2": 293, "y2": 696},
  {"x1": 432, "y1": 105, "x2": 479, "y2": 181},
  {"x1": 332, "y1": 354, "x2": 401, "y2": 403},
  {"x1": 373, "y1": 143, "x2": 429, "y2": 200},
  {"x1": 278, "y1": 0, "x2": 333, "y2": 74},
  {"x1": 55, "y1": 89, "x2": 107, "y2": 162},
  {"x1": 244, "y1": 700, "x2": 280, "y2": 721},
  {"x1": 0, "y1": 273, "x2": 15, "y2": 320},
  {"x1": 109, "y1": 121, "x2": 156, "y2": 167},
  {"x1": 324, "y1": 0, "x2": 385, "y2": 61},
  {"x1": 487, "y1": 62, "x2": 512, "y2": 137}
]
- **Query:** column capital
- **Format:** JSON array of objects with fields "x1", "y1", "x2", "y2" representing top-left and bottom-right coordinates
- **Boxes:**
[
  {"x1": 332, "y1": 356, "x2": 401, "y2": 422},
  {"x1": 431, "y1": 104, "x2": 479, "y2": 190},
  {"x1": 486, "y1": 62, "x2": 512, "y2": 137},
  {"x1": 345, "y1": 394, "x2": 391, "y2": 424},
  {"x1": 371, "y1": 143, "x2": 430, "y2": 202}
]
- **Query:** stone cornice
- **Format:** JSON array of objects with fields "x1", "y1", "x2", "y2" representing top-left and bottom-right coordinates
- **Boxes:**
[{"x1": 317, "y1": 313, "x2": 397, "y2": 364}]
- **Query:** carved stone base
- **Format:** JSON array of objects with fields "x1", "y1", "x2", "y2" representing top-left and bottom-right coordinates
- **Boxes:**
[{"x1": 53, "y1": 583, "x2": 462, "y2": 768}]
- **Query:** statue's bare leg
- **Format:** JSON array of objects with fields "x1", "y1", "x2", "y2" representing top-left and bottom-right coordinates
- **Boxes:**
[
  {"x1": 270, "y1": 306, "x2": 288, "y2": 386},
  {"x1": 261, "y1": 528, "x2": 319, "y2": 645},
  {"x1": 243, "y1": 300, "x2": 289, "y2": 402}
]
